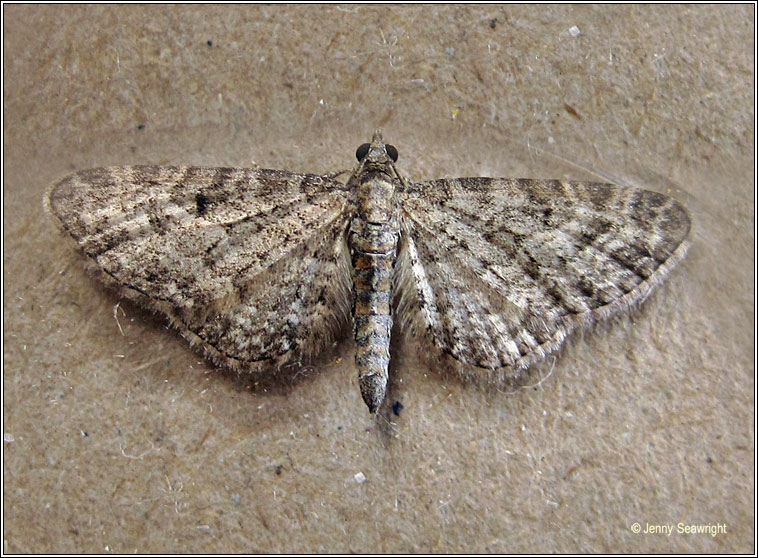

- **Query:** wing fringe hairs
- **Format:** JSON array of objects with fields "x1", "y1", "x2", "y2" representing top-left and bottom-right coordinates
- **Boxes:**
[{"x1": 46, "y1": 135, "x2": 691, "y2": 411}]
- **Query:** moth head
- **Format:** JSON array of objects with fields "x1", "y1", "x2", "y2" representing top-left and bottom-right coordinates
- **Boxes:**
[{"x1": 355, "y1": 132, "x2": 398, "y2": 164}]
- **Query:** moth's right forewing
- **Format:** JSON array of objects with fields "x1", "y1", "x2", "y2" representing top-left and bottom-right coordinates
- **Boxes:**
[{"x1": 395, "y1": 177, "x2": 690, "y2": 374}]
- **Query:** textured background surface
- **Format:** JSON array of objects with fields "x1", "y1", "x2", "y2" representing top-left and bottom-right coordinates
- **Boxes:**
[{"x1": 3, "y1": 4, "x2": 754, "y2": 553}]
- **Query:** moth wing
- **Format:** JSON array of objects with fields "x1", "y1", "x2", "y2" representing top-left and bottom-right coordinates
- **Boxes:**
[
  {"x1": 395, "y1": 177, "x2": 690, "y2": 374},
  {"x1": 48, "y1": 165, "x2": 354, "y2": 369}
]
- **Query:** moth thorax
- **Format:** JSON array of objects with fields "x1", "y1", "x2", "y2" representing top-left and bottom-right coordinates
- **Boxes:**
[{"x1": 359, "y1": 175, "x2": 396, "y2": 224}]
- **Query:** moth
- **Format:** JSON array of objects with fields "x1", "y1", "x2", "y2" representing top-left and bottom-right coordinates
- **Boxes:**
[{"x1": 47, "y1": 131, "x2": 690, "y2": 413}]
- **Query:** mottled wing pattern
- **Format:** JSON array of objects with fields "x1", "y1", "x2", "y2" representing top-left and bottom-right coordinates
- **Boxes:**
[
  {"x1": 48, "y1": 166, "x2": 353, "y2": 370},
  {"x1": 395, "y1": 177, "x2": 690, "y2": 374}
]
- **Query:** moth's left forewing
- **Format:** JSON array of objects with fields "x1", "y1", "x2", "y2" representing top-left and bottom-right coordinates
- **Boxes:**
[
  {"x1": 48, "y1": 165, "x2": 356, "y2": 372},
  {"x1": 48, "y1": 166, "x2": 352, "y2": 307}
]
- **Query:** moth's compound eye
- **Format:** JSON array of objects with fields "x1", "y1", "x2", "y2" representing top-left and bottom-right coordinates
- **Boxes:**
[
  {"x1": 386, "y1": 144, "x2": 399, "y2": 162},
  {"x1": 356, "y1": 143, "x2": 370, "y2": 161}
]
